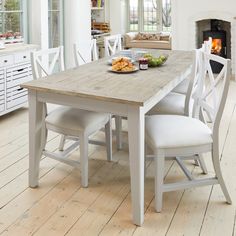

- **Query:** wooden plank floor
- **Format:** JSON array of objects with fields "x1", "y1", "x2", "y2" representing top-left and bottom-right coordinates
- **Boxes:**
[{"x1": 1, "y1": 81, "x2": 236, "y2": 236}]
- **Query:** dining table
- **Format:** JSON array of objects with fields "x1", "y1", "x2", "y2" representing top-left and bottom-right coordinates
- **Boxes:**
[{"x1": 21, "y1": 49, "x2": 194, "y2": 226}]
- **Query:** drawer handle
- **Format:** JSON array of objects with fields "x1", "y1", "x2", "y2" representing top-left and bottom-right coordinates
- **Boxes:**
[
  {"x1": 17, "y1": 88, "x2": 24, "y2": 91},
  {"x1": 17, "y1": 68, "x2": 24, "y2": 72},
  {"x1": 23, "y1": 56, "x2": 27, "y2": 59},
  {"x1": 4, "y1": 60, "x2": 8, "y2": 63}
]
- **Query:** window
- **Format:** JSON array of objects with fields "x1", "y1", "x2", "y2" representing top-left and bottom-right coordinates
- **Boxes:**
[
  {"x1": 129, "y1": 0, "x2": 139, "y2": 31},
  {"x1": 48, "y1": 0, "x2": 63, "y2": 48},
  {"x1": 0, "y1": 0, "x2": 27, "y2": 40},
  {"x1": 128, "y1": 0, "x2": 171, "y2": 32}
]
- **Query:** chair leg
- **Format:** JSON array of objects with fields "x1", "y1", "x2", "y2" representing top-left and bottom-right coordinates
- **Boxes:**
[
  {"x1": 58, "y1": 135, "x2": 66, "y2": 151},
  {"x1": 105, "y1": 118, "x2": 112, "y2": 162},
  {"x1": 212, "y1": 149, "x2": 232, "y2": 204},
  {"x1": 154, "y1": 152, "x2": 165, "y2": 213},
  {"x1": 80, "y1": 135, "x2": 89, "y2": 188},
  {"x1": 197, "y1": 154, "x2": 208, "y2": 174},
  {"x1": 41, "y1": 123, "x2": 48, "y2": 153},
  {"x1": 115, "y1": 115, "x2": 122, "y2": 150}
]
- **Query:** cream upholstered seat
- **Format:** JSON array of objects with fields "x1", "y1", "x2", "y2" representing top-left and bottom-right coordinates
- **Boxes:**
[
  {"x1": 31, "y1": 46, "x2": 112, "y2": 188},
  {"x1": 146, "y1": 115, "x2": 212, "y2": 149},
  {"x1": 145, "y1": 51, "x2": 232, "y2": 213},
  {"x1": 46, "y1": 108, "x2": 110, "y2": 137}
]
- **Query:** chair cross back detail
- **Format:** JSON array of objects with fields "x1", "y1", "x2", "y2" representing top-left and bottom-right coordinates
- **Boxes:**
[
  {"x1": 74, "y1": 39, "x2": 98, "y2": 67},
  {"x1": 198, "y1": 54, "x2": 230, "y2": 127},
  {"x1": 104, "y1": 34, "x2": 122, "y2": 57},
  {"x1": 194, "y1": 52, "x2": 231, "y2": 135},
  {"x1": 31, "y1": 46, "x2": 65, "y2": 79}
]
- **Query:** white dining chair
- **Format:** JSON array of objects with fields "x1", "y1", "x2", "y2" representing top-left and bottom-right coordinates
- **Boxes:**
[
  {"x1": 145, "y1": 51, "x2": 232, "y2": 212},
  {"x1": 114, "y1": 40, "x2": 212, "y2": 151},
  {"x1": 104, "y1": 34, "x2": 122, "y2": 57},
  {"x1": 74, "y1": 39, "x2": 98, "y2": 67},
  {"x1": 172, "y1": 38, "x2": 212, "y2": 95},
  {"x1": 104, "y1": 34, "x2": 123, "y2": 149},
  {"x1": 147, "y1": 45, "x2": 211, "y2": 173},
  {"x1": 31, "y1": 46, "x2": 112, "y2": 188}
]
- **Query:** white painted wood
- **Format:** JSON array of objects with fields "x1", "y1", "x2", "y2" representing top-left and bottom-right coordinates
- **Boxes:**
[
  {"x1": 28, "y1": 90, "x2": 44, "y2": 188},
  {"x1": 127, "y1": 105, "x2": 145, "y2": 226},
  {"x1": 115, "y1": 115, "x2": 123, "y2": 150},
  {"x1": 80, "y1": 134, "x2": 89, "y2": 188},
  {"x1": 58, "y1": 135, "x2": 66, "y2": 151},
  {"x1": 105, "y1": 117, "x2": 112, "y2": 162},
  {"x1": 22, "y1": 50, "x2": 193, "y2": 226},
  {"x1": 104, "y1": 34, "x2": 122, "y2": 57},
  {"x1": 74, "y1": 39, "x2": 98, "y2": 67},
  {"x1": 154, "y1": 151, "x2": 165, "y2": 213},
  {"x1": 146, "y1": 52, "x2": 232, "y2": 212},
  {"x1": 31, "y1": 46, "x2": 112, "y2": 188},
  {"x1": 0, "y1": 44, "x2": 37, "y2": 116}
]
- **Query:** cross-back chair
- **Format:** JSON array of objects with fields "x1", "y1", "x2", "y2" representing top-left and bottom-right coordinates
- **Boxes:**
[
  {"x1": 31, "y1": 46, "x2": 112, "y2": 188},
  {"x1": 74, "y1": 39, "x2": 98, "y2": 67},
  {"x1": 104, "y1": 34, "x2": 122, "y2": 57},
  {"x1": 145, "y1": 51, "x2": 232, "y2": 212}
]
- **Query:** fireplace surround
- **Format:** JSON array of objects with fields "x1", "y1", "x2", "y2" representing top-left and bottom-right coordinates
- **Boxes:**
[
  {"x1": 171, "y1": 0, "x2": 236, "y2": 78},
  {"x1": 197, "y1": 19, "x2": 230, "y2": 73}
]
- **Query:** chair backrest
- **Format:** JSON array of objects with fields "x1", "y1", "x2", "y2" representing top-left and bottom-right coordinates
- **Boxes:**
[
  {"x1": 104, "y1": 34, "x2": 122, "y2": 57},
  {"x1": 194, "y1": 52, "x2": 231, "y2": 141},
  {"x1": 74, "y1": 39, "x2": 98, "y2": 67},
  {"x1": 184, "y1": 37, "x2": 213, "y2": 116},
  {"x1": 31, "y1": 46, "x2": 65, "y2": 79},
  {"x1": 184, "y1": 46, "x2": 205, "y2": 115}
]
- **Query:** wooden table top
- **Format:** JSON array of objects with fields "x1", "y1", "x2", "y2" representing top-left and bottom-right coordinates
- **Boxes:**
[{"x1": 21, "y1": 50, "x2": 194, "y2": 106}]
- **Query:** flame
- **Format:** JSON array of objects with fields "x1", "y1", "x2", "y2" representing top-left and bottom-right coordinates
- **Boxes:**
[{"x1": 211, "y1": 39, "x2": 222, "y2": 55}]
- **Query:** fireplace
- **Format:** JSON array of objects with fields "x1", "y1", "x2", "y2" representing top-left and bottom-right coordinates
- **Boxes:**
[{"x1": 197, "y1": 19, "x2": 231, "y2": 73}]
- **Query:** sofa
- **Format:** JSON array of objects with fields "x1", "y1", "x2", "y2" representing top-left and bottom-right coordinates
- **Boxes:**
[{"x1": 124, "y1": 32, "x2": 172, "y2": 50}]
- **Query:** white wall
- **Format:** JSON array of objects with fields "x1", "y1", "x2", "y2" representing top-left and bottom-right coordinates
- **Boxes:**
[
  {"x1": 64, "y1": 0, "x2": 91, "y2": 68},
  {"x1": 171, "y1": 0, "x2": 236, "y2": 75},
  {"x1": 109, "y1": 0, "x2": 127, "y2": 35},
  {"x1": 28, "y1": 0, "x2": 48, "y2": 50}
]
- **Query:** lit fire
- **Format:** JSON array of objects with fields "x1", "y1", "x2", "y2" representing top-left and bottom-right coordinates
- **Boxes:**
[{"x1": 211, "y1": 39, "x2": 222, "y2": 55}]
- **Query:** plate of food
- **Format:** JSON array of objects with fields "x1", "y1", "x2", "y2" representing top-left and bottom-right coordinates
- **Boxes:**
[
  {"x1": 108, "y1": 57, "x2": 138, "y2": 74},
  {"x1": 108, "y1": 56, "x2": 135, "y2": 65},
  {"x1": 143, "y1": 54, "x2": 168, "y2": 67}
]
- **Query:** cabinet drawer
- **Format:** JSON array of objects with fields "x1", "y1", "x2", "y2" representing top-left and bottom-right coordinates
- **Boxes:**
[
  {"x1": 0, "y1": 55, "x2": 14, "y2": 67},
  {"x1": 0, "y1": 81, "x2": 4, "y2": 91},
  {"x1": 0, "y1": 104, "x2": 4, "y2": 112},
  {"x1": 7, "y1": 94, "x2": 27, "y2": 109},
  {"x1": 6, "y1": 64, "x2": 32, "y2": 88},
  {"x1": 6, "y1": 85, "x2": 28, "y2": 109},
  {"x1": 14, "y1": 51, "x2": 31, "y2": 64}
]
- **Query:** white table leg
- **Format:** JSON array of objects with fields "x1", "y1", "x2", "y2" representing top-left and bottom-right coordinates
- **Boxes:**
[
  {"x1": 28, "y1": 90, "x2": 44, "y2": 188},
  {"x1": 128, "y1": 106, "x2": 145, "y2": 226}
]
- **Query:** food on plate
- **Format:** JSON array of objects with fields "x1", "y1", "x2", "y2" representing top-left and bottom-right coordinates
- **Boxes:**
[
  {"x1": 143, "y1": 54, "x2": 168, "y2": 67},
  {"x1": 112, "y1": 57, "x2": 135, "y2": 72}
]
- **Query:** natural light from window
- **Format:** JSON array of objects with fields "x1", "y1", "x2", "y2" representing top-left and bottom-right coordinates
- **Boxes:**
[{"x1": 129, "y1": 0, "x2": 171, "y2": 32}]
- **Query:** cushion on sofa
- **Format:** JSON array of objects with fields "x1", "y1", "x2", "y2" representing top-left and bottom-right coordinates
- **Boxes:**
[{"x1": 134, "y1": 32, "x2": 161, "y2": 41}]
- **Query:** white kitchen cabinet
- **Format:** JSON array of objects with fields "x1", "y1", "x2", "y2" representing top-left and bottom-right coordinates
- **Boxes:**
[{"x1": 0, "y1": 44, "x2": 38, "y2": 116}]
